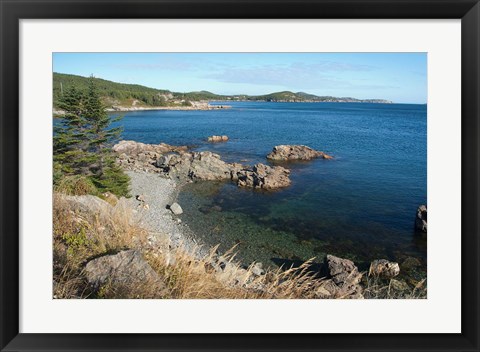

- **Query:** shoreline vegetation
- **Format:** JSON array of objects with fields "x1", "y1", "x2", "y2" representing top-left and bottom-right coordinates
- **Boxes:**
[
  {"x1": 52, "y1": 77, "x2": 426, "y2": 300},
  {"x1": 53, "y1": 72, "x2": 393, "y2": 117}
]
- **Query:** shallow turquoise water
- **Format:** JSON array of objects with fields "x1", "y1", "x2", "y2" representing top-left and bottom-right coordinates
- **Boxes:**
[{"x1": 119, "y1": 102, "x2": 427, "y2": 277}]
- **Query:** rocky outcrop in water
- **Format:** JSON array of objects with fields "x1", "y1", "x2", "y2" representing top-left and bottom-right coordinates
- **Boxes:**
[
  {"x1": 415, "y1": 205, "x2": 427, "y2": 233},
  {"x1": 207, "y1": 135, "x2": 229, "y2": 142},
  {"x1": 369, "y1": 259, "x2": 400, "y2": 278},
  {"x1": 236, "y1": 163, "x2": 291, "y2": 190},
  {"x1": 157, "y1": 151, "x2": 234, "y2": 181},
  {"x1": 266, "y1": 145, "x2": 333, "y2": 161},
  {"x1": 114, "y1": 141, "x2": 293, "y2": 190},
  {"x1": 161, "y1": 152, "x2": 291, "y2": 190}
]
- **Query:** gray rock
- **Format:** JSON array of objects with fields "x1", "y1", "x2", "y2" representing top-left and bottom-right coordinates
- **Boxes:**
[
  {"x1": 326, "y1": 254, "x2": 362, "y2": 286},
  {"x1": 266, "y1": 145, "x2": 333, "y2": 161},
  {"x1": 369, "y1": 259, "x2": 400, "y2": 278},
  {"x1": 324, "y1": 255, "x2": 363, "y2": 298},
  {"x1": 119, "y1": 141, "x2": 293, "y2": 191},
  {"x1": 84, "y1": 250, "x2": 165, "y2": 292},
  {"x1": 236, "y1": 163, "x2": 291, "y2": 190},
  {"x1": 113, "y1": 140, "x2": 187, "y2": 174},
  {"x1": 415, "y1": 205, "x2": 427, "y2": 233},
  {"x1": 187, "y1": 152, "x2": 233, "y2": 180},
  {"x1": 169, "y1": 202, "x2": 183, "y2": 215},
  {"x1": 156, "y1": 153, "x2": 180, "y2": 169},
  {"x1": 62, "y1": 194, "x2": 111, "y2": 214}
]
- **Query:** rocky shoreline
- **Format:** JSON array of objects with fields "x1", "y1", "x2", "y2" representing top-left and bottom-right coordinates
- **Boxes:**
[
  {"x1": 106, "y1": 103, "x2": 231, "y2": 112},
  {"x1": 125, "y1": 171, "x2": 201, "y2": 253},
  {"x1": 114, "y1": 140, "x2": 295, "y2": 190},
  {"x1": 53, "y1": 103, "x2": 231, "y2": 116},
  {"x1": 114, "y1": 140, "x2": 334, "y2": 191},
  {"x1": 108, "y1": 139, "x2": 427, "y2": 298}
]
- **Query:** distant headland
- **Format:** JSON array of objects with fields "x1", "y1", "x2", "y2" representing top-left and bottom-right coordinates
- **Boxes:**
[{"x1": 53, "y1": 72, "x2": 393, "y2": 114}]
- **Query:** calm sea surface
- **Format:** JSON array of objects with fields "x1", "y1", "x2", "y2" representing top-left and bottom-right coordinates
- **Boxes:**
[{"x1": 119, "y1": 102, "x2": 427, "y2": 277}]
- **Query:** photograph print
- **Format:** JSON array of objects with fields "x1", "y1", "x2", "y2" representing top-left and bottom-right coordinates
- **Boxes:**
[{"x1": 52, "y1": 52, "x2": 427, "y2": 299}]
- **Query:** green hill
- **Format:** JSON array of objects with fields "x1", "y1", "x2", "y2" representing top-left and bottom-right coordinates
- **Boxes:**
[
  {"x1": 53, "y1": 73, "x2": 171, "y2": 107},
  {"x1": 53, "y1": 73, "x2": 392, "y2": 109}
]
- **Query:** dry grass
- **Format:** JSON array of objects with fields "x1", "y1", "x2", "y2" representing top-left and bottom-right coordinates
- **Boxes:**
[
  {"x1": 53, "y1": 191, "x2": 424, "y2": 300},
  {"x1": 144, "y1": 243, "x2": 327, "y2": 299},
  {"x1": 53, "y1": 193, "x2": 147, "y2": 298},
  {"x1": 53, "y1": 192, "x2": 333, "y2": 299},
  {"x1": 54, "y1": 175, "x2": 99, "y2": 196},
  {"x1": 363, "y1": 275, "x2": 427, "y2": 299}
]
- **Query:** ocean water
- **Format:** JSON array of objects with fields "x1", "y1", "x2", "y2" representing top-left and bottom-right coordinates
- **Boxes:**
[{"x1": 119, "y1": 102, "x2": 427, "y2": 277}]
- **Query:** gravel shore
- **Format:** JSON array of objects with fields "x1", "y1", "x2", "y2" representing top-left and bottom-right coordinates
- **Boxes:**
[{"x1": 125, "y1": 171, "x2": 201, "y2": 252}]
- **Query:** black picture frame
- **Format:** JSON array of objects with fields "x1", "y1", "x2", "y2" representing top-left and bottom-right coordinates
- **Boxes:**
[{"x1": 1, "y1": 0, "x2": 479, "y2": 351}]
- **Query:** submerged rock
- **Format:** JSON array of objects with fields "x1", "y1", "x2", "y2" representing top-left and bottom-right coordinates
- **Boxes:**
[
  {"x1": 415, "y1": 205, "x2": 427, "y2": 233},
  {"x1": 369, "y1": 259, "x2": 400, "y2": 278},
  {"x1": 266, "y1": 145, "x2": 332, "y2": 161}
]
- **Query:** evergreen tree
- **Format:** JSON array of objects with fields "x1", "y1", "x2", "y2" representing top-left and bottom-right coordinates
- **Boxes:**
[
  {"x1": 53, "y1": 85, "x2": 96, "y2": 175},
  {"x1": 53, "y1": 77, "x2": 130, "y2": 197}
]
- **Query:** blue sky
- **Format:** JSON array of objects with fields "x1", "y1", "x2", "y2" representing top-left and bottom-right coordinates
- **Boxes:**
[{"x1": 53, "y1": 53, "x2": 427, "y2": 103}]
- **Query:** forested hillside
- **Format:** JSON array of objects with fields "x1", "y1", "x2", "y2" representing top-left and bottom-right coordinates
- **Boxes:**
[{"x1": 53, "y1": 73, "x2": 392, "y2": 109}]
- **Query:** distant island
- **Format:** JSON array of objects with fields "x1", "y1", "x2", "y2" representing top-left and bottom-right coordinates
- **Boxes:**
[{"x1": 53, "y1": 72, "x2": 393, "y2": 113}]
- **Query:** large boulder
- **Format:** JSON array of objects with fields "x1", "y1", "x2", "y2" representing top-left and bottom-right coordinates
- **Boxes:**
[
  {"x1": 369, "y1": 259, "x2": 400, "y2": 278},
  {"x1": 415, "y1": 205, "x2": 427, "y2": 233},
  {"x1": 84, "y1": 250, "x2": 166, "y2": 293},
  {"x1": 188, "y1": 152, "x2": 233, "y2": 180},
  {"x1": 266, "y1": 145, "x2": 332, "y2": 161},
  {"x1": 322, "y1": 255, "x2": 363, "y2": 298},
  {"x1": 157, "y1": 151, "x2": 233, "y2": 181},
  {"x1": 62, "y1": 194, "x2": 111, "y2": 214},
  {"x1": 236, "y1": 163, "x2": 291, "y2": 190}
]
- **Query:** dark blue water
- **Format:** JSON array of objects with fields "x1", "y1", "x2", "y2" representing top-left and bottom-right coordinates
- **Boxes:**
[{"x1": 118, "y1": 102, "x2": 427, "y2": 276}]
